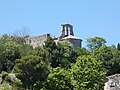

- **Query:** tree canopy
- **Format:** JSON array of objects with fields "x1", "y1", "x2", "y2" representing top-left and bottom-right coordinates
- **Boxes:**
[
  {"x1": 86, "y1": 37, "x2": 106, "y2": 50},
  {"x1": 0, "y1": 34, "x2": 119, "y2": 90}
]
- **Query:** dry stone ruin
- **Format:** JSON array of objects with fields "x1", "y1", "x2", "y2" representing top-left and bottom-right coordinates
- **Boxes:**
[
  {"x1": 25, "y1": 34, "x2": 50, "y2": 48},
  {"x1": 25, "y1": 24, "x2": 82, "y2": 48}
]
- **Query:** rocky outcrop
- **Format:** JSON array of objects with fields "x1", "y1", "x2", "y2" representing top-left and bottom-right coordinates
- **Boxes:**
[{"x1": 104, "y1": 74, "x2": 120, "y2": 90}]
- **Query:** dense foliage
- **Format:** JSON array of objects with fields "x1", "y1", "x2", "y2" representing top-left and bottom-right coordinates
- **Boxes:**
[{"x1": 0, "y1": 34, "x2": 120, "y2": 90}]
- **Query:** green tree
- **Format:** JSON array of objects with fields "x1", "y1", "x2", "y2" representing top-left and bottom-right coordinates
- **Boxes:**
[
  {"x1": 0, "y1": 41, "x2": 20, "y2": 72},
  {"x1": 1, "y1": 71, "x2": 24, "y2": 90},
  {"x1": 54, "y1": 41, "x2": 78, "y2": 68},
  {"x1": 71, "y1": 55, "x2": 106, "y2": 90},
  {"x1": 93, "y1": 45, "x2": 120, "y2": 75},
  {"x1": 43, "y1": 36, "x2": 59, "y2": 67},
  {"x1": 0, "y1": 34, "x2": 13, "y2": 43},
  {"x1": 43, "y1": 37, "x2": 75, "y2": 68},
  {"x1": 74, "y1": 47, "x2": 90, "y2": 56},
  {"x1": 86, "y1": 37, "x2": 106, "y2": 51},
  {"x1": 18, "y1": 44, "x2": 33, "y2": 57},
  {"x1": 11, "y1": 36, "x2": 25, "y2": 44},
  {"x1": 13, "y1": 55, "x2": 49, "y2": 90},
  {"x1": 42, "y1": 67, "x2": 73, "y2": 90},
  {"x1": 36, "y1": 38, "x2": 78, "y2": 68},
  {"x1": 117, "y1": 43, "x2": 120, "y2": 50}
]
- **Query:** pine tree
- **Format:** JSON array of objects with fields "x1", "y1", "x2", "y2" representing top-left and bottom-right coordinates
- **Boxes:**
[{"x1": 117, "y1": 43, "x2": 120, "y2": 50}]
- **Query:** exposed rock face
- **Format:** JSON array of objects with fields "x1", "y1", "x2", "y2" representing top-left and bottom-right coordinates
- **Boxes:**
[
  {"x1": 104, "y1": 74, "x2": 120, "y2": 90},
  {"x1": 8, "y1": 74, "x2": 17, "y2": 81}
]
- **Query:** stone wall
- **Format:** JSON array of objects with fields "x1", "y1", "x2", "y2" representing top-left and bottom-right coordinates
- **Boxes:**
[
  {"x1": 25, "y1": 34, "x2": 50, "y2": 48},
  {"x1": 104, "y1": 74, "x2": 120, "y2": 90},
  {"x1": 67, "y1": 38, "x2": 82, "y2": 47}
]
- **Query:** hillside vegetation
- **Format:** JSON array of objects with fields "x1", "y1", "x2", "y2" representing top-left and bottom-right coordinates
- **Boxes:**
[{"x1": 0, "y1": 34, "x2": 120, "y2": 90}]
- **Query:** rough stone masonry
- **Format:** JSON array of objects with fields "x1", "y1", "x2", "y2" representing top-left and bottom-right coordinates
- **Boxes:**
[{"x1": 25, "y1": 24, "x2": 82, "y2": 48}]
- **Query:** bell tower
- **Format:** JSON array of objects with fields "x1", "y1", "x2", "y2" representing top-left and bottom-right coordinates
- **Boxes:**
[
  {"x1": 59, "y1": 24, "x2": 74, "y2": 39},
  {"x1": 58, "y1": 23, "x2": 82, "y2": 48}
]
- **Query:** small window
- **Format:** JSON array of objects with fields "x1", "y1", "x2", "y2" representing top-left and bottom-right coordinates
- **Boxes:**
[{"x1": 29, "y1": 39, "x2": 31, "y2": 44}]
